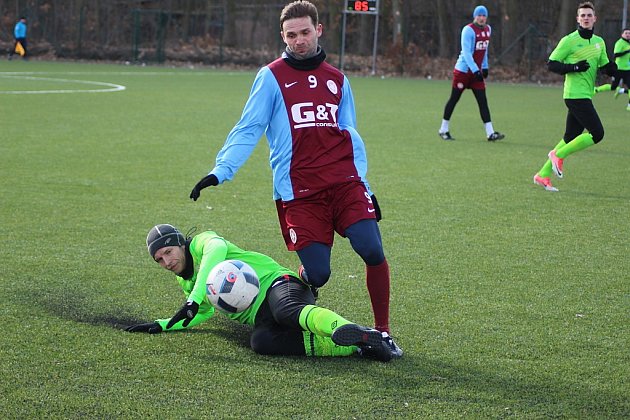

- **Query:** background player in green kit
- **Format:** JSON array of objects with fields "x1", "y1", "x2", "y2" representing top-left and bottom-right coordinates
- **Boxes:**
[
  {"x1": 124, "y1": 224, "x2": 397, "y2": 362},
  {"x1": 533, "y1": 1, "x2": 616, "y2": 192},
  {"x1": 594, "y1": 28, "x2": 630, "y2": 110}
]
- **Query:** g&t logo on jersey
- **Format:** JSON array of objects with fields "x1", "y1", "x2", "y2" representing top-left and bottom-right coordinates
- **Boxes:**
[
  {"x1": 475, "y1": 40, "x2": 489, "y2": 50},
  {"x1": 291, "y1": 102, "x2": 339, "y2": 129}
]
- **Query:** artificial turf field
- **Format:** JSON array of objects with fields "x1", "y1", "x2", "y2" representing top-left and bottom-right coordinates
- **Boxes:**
[{"x1": 1, "y1": 60, "x2": 628, "y2": 418}]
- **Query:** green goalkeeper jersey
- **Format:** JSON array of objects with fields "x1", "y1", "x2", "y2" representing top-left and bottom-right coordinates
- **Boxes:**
[
  {"x1": 549, "y1": 30, "x2": 609, "y2": 99},
  {"x1": 614, "y1": 38, "x2": 630, "y2": 71},
  {"x1": 156, "y1": 230, "x2": 298, "y2": 330}
]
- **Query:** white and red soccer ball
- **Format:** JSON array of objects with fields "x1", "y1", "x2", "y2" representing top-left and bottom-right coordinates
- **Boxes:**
[{"x1": 206, "y1": 260, "x2": 260, "y2": 313}]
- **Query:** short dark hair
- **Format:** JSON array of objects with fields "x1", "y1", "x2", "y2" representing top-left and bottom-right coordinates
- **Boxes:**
[
  {"x1": 577, "y1": 2, "x2": 595, "y2": 13},
  {"x1": 280, "y1": 1, "x2": 318, "y2": 30}
]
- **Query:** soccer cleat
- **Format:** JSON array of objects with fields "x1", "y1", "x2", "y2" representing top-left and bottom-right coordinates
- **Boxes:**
[
  {"x1": 438, "y1": 131, "x2": 454, "y2": 141},
  {"x1": 381, "y1": 332, "x2": 404, "y2": 358},
  {"x1": 548, "y1": 150, "x2": 564, "y2": 178},
  {"x1": 533, "y1": 174, "x2": 559, "y2": 192},
  {"x1": 331, "y1": 324, "x2": 384, "y2": 348},
  {"x1": 356, "y1": 331, "x2": 403, "y2": 362},
  {"x1": 357, "y1": 343, "x2": 394, "y2": 362},
  {"x1": 615, "y1": 87, "x2": 625, "y2": 98},
  {"x1": 298, "y1": 265, "x2": 318, "y2": 301},
  {"x1": 487, "y1": 132, "x2": 505, "y2": 141}
]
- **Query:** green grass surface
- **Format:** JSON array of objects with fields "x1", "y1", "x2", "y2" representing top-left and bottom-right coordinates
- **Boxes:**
[{"x1": 1, "y1": 61, "x2": 628, "y2": 418}]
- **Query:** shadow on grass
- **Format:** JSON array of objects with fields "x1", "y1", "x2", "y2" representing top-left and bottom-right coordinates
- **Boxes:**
[
  {"x1": 33, "y1": 288, "x2": 144, "y2": 329},
  {"x1": 33, "y1": 286, "x2": 252, "y2": 345},
  {"x1": 239, "y1": 343, "x2": 627, "y2": 417},
  {"x1": 29, "y1": 287, "x2": 627, "y2": 416}
]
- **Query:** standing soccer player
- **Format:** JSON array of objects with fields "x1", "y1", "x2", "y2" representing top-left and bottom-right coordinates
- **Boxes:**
[
  {"x1": 8, "y1": 17, "x2": 27, "y2": 60},
  {"x1": 594, "y1": 28, "x2": 630, "y2": 110},
  {"x1": 437, "y1": 5, "x2": 504, "y2": 142},
  {"x1": 533, "y1": 2, "x2": 616, "y2": 192},
  {"x1": 189, "y1": 0, "x2": 402, "y2": 358}
]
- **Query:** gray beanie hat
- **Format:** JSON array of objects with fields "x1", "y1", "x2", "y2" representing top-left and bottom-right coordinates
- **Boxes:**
[{"x1": 146, "y1": 224, "x2": 185, "y2": 258}]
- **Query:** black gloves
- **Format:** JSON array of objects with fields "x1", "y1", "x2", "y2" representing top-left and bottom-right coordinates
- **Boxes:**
[
  {"x1": 548, "y1": 60, "x2": 590, "y2": 75},
  {"x1": 573, "y1": 60, "x2": 590, "y2": 72},
  {"x1": 125, "y1": 322, "x2": 163, "y2": 334},
  {"x1": 190, "y1": 174, "x2": 219, "y2": 201},
  {"x1": 602, "y1": 61, "x2": 617, "y2": 77},
  {"x1": 473, "y1": 70, "x2": 484, "y2": 82},
  {"x1": 482, "y1": 69, "x2": 488, "y2": 79},
  {"x1": 370, "y1": 194, "x2": 382, "y2": 222},
  {"x1": 125, "y1": 301, "x2": 200, "y2": 333},
  {"x1": 166, "y1": 301, "x2": 199, "y2": 329}
]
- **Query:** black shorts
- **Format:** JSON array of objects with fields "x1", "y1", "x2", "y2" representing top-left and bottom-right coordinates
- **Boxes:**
[
  {"x1": 255, "y1": 275, "x2": 315, "y2": 329},
  {"x1": 563, "y1": 98, "x2": 604, "y2": 142},
  {"x1": 249, "y1": 276, "x2": 315, "y2": 356}
]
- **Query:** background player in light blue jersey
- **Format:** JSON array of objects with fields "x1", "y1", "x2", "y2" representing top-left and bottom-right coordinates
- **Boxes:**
[
  {"x1": 438, "y1": 5, "x2": 504, "y2": 142},
  {"x1": 189, "y1": 0, "x2": 402, "y2": 359}
]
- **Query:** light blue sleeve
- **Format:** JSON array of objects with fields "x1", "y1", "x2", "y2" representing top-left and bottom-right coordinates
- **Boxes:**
[
  {"x1": 210, "y1": 67, "x2": 276, "y2": 183},
  {"x1": 337, "y1": 76, "x2": 357, "y2": 129},
  {"x1": 457, "y1": 26, "x2": 478, "y2": 73},
  {"x1": 338, "y1": 76, "x2": 372, "y2": 195}
]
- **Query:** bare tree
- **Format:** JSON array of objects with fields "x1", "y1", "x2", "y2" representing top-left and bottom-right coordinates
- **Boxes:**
[
  {"x1": 555, "y1": 0, "x2": 574, "y2": 41},
  {"x1": 436, "y1": 0, "x2": 456, "y2": 58}
]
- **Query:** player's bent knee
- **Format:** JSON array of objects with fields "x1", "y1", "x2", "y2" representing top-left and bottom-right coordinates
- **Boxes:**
[
  {"x1": 305, "y1": 266, "x2": 330, "y2": 288},
  {"x1": 250, "y1": 329, "x2": 276, "y2": 355},
  {"x1": 355, "y1": 246, "x2": 385, "y2": 266},
  {"x1": 592, "y1": 129, "x2": 604, "y2": 143}
]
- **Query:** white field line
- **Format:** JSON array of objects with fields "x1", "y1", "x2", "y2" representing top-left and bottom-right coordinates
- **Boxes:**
[
  {"x1": 0, "y1": 70, "x2": 244, "y2": 94},
  {"x1": 0, "y1": 75, "x2": 126, "y2": 94}
]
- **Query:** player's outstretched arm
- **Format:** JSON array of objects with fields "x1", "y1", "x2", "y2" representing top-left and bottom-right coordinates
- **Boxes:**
[
  {"x1": 125, "y1": 322, "x2": 163, "y2": 334},
  {"x1": 190, "y1": 174, "x2": 219, "y2": 201}
]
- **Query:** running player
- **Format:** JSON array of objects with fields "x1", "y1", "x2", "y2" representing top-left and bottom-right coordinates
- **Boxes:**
[
  {"x1": 594, "y1": 28, "x2": 630, "y2": 111},
  {"x1": 533, "y1": 2, "x2": 616, "y2": 192},
  {"x1": 188, "y1": 1, "x2": 401, "y2": 358}
]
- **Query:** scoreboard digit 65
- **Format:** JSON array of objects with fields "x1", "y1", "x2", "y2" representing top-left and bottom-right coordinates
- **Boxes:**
[{"x1": 346, "y1": 0, "x2": 378, "y2": 14}]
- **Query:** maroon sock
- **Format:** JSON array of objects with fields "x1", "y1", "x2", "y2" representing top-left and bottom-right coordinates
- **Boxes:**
[{"x1": 366, "y1": 259, "x2": 390, "y2": 334}]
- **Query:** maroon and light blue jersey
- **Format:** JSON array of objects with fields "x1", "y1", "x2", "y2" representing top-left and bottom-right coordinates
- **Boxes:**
[
  {"x1": 454, "y1": 23, "x2": 491, "y2": 73},
  {"x1": 209, "y1": 57, "x2": 371, "y2": 201}
]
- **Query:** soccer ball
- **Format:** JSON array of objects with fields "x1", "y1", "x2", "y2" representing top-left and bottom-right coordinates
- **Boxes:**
[{"x1": 206, "y1": 260, "x2": 260, "y2": 313}]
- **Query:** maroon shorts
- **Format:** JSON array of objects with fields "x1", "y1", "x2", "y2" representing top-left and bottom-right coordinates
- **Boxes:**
[
  {"x1": 275, "y1": 181, "x2": 376, "y2": 251},
  {"x1": 452, "y1": 69, "x2": 485, "y2": 90}
]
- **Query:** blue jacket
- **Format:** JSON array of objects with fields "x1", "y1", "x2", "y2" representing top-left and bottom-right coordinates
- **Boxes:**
[{"x1": 14, "y1": 21, "x2": 27, "y2": 39}]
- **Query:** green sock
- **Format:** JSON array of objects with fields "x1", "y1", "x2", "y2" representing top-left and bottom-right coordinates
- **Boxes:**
[
  {"x1": 594, "y1": 83, "x2": 611, "y2": 93},
  {"x1": 298, "y1": 305, "x2": 352, "y2": 337},
  {"x1": 538, "y1": 139, "x2": 566, "y2": 177},
  {"x1": 302, "y1": 331, "x2": 357, "y2": 357},
  {"x1": 556, "y1": 133, "x2": 595, "y2": 158}
]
